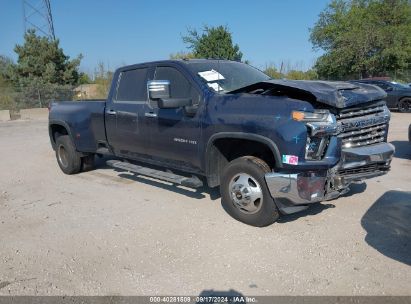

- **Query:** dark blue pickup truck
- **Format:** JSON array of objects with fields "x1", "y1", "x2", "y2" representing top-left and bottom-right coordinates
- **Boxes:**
[{"x1": 49, "y1": 59, "x2": 394, "y2": 226}]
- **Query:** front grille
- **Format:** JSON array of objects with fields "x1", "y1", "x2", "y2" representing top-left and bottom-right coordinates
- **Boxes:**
[
  {"x1": 336, "y1": 101, "x2": 389, "y2": 148},
  {"x1": 337, "y1": 104, "x2": 386, "y2": 119}
]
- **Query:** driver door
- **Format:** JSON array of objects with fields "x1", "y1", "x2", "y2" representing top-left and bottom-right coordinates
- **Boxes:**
[{"x1": 145, "y1": 65, "x2": 202, "y2": 170}]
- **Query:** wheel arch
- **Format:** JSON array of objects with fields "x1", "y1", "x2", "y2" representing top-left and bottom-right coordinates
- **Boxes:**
[
  {"x1": 205, "y1": 132, "x2": 282, "y2": 188},
  {"x1": 49, "y1": 120, "x2": 74, "y2": 150}
]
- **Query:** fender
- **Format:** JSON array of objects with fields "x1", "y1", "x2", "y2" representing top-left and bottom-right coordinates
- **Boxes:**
[
  {"x1": 48, "y1": 120, "x2": 75, "y2": 150},
  {"x1": 205, "y1": 132, "x2": 283, "y2": 187}
]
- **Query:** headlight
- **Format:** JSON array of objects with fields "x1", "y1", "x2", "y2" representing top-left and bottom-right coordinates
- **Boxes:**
[
  {"x1": 292, "y1": 110, "x2": 331, "y2": 122},
  {"x1": 305, "y1": 136, "x2": 329, "y2": 160},
  {"x1": 292, "y1": 110, "x2": 338, "y2": 137},
  {"x1": 291, "y1": 109, "x2": 337, "y2": 160}
]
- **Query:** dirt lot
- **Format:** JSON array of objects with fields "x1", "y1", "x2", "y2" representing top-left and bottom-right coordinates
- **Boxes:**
[{"x1": 0, "y1": 113, "x2": 410, "y2": 296}]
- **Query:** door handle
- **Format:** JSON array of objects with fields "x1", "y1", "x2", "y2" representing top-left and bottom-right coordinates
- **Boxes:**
[
  {"x1": 145, "y1": 112, "x2": 157, "y2": 118},
  {"x1": 106, "y1": 109, "x2": 117, "y2": 115}
]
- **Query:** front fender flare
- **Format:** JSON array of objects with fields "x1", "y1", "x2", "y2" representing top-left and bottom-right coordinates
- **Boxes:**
[{"x1": 204, "y1": 132, "x2": 282, "y2": 187}]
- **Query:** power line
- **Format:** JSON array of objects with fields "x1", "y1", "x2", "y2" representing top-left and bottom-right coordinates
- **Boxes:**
[{"x1": 22, "y1": 0, "x2": 55, "y2": 40}]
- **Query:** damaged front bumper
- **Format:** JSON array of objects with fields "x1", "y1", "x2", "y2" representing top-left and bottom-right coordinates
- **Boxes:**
[{"x1": 265, "y1": 142, "x2": 395, "y2": 214}]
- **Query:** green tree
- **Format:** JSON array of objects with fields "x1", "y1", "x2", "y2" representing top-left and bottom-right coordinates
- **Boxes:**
[
  {"x1": 78, "y1": 72, "x2": 92, "y2": 84},
  {"x1": 310, "y1": 0, "x2": 411, "y2": 80},
  {"x1": 287, "y1": 70, "x2": 309, "y2": 80},
  {"x1": 0, "y1": 56, "x2": 17, "y2": 110},
  {"x1": 93, "y1": 62, "x2": 113, "y2": 99},
  {"x1": 12, "y1": 30, "x2": 82, "y2": 86},
  {"x1": 286, "y1": 69, "x2": 318, "y2": 80},
  {"x1": 10, "y1": 30, "x2": 82, "y2": 107},
  {"x1": 263, "y1": 64, "x2": 318, "y2": 80},
  {"x1": 182, "y1": 25, "x2": 243, "y2": 61},
  {"x1": 303, "y1": 69, "x2": 318, "y2": 80},
  {"x1": 169, "y1": 51, "x2": 196, "y2": 60},
  {"x1": 0, "y1": 55, "x2": 13, "y2": 79},
  {"x1": 264, "y1": 66, "x2": 284, "y2": 79}
]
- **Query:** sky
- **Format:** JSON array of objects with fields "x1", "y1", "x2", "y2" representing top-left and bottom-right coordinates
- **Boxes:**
[{"x1": 0, "y1": 0, "x2": 329, "y2": 74}]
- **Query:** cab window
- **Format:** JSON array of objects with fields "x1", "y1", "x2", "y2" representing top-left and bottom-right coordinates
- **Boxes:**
[
  {"x1": 154, "y1": 66, "x2": 191, "y2": 99},
  {"x1": 115, "y1": 68, "x2": 148, "y2": 102}
]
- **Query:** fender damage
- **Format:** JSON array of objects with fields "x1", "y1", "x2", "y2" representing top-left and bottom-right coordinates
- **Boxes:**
[{"x1": 230, "y1": 79, "x2": 394, "y2": 214}]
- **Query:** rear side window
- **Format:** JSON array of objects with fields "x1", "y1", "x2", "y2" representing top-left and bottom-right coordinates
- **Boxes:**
[
  {"x1": 154, "y1": 66, "x2": 190, "y2": 99},
  {"x1": 115, "y1": 68, "x2": 148, "y2": 101}
]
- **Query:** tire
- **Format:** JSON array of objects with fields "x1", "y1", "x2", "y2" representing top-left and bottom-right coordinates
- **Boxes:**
[
  {"x1": 81, "y1": 154, "x2": 95, "y2": 172},
  {"x1": 220, "y1": 156, "x2": 280, "y2": 227},
  {"x1": 55, "y1": 135, "x2": 82, "y2": 174},
  {"x1": 398, "y1": 98, "x2": 411, "y2": 113}
]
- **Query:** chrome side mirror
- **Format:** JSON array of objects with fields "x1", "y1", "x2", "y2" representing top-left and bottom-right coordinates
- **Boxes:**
[{"x1": 147, "y1": 80, "x2": 170, "y2": 99}]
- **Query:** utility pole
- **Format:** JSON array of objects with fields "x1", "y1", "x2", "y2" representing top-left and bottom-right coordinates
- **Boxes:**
[{"x1": 22, "y1": 0, "x2": 56, "y2": 40}]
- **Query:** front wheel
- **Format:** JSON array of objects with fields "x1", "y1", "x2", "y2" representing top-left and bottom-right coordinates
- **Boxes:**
[
  {"x1": 398, "y1": 98, "x2": 411, "y2": 113},
  {"x1": 220, "y1": 156, "x2": 280, "y2": 227}
]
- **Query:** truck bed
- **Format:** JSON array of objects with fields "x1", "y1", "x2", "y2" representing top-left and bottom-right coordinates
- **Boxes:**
[{"x1": 49, "y1": 100, "x2": 107, "y2": 153}]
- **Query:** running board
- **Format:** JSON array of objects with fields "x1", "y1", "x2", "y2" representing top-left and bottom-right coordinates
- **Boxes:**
[{"x1": 106, "y1": 160, "x2": 203, "y2": 188}]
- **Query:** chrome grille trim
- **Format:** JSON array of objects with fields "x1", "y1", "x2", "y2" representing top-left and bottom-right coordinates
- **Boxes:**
[
  {"x1": 341, "y1": 130, "x2": 386, "y2": 144},
  {"x1": 341, "y1": 136, "x2": 385, "y2": 148},
  {"x1": 339, "y1": 123, "x2": 387, "y2": 139},
  {"x1": 337, "y1": 105, "x2": 385, "y2": 119},
  {"x1": 336, "y1": 101, "x2": 390, "y2": 149}
]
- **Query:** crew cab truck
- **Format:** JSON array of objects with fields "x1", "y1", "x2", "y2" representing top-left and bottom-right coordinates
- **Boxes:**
[{"x1": 49, "y1": 59, "x2": 395, "y2": 227}]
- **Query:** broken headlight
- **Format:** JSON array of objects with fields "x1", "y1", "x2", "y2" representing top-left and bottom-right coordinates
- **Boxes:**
[
  {"x1": 292, "y1": 109, "x2": 338, "y2": 160},
  {"x1": 305, "y1": 136, "x2": 329, "y2": 160}
]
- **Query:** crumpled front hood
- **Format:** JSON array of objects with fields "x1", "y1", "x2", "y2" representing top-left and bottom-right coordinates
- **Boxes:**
[{"x1": 234, "y1": 79, "x2": 387, "y2": 109}]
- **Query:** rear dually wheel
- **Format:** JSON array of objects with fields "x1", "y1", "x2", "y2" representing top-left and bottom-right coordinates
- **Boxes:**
[{"x1": 55, "y1": 135, "x2": 82, "y2": 174}]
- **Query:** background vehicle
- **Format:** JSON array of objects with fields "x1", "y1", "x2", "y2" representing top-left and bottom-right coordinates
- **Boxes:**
[
  {"x1": 351, "y1": 79, "x2": 411, "y2": 112},
  {"x1": 48, "y1": 59, "x2": 394, "y2": 227}
]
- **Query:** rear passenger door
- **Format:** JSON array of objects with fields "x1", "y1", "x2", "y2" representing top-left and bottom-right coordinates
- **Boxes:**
[{"x1": 105, "y1": 66, "x2": 152, "y2": 158}]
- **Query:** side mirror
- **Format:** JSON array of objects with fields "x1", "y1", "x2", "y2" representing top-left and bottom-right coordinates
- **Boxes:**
[
  {"x1": 148, "y1": 79, "x2": 192, "y2": 109},
  {"x1": 147, "y1": 80, "x2": 170, "y2": 99},
  {"x1": 385, "y1": 87, "x2": 393, "y2": 92}
]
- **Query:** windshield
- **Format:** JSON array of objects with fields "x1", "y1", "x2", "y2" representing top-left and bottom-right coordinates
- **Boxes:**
[{"x1": 186, "y1": 61, "x2": 270, "y2": 93}]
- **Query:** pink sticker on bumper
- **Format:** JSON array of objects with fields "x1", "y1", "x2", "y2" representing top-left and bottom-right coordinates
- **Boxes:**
[{"x1": 282, "y1": 155, "x2": 299, "y2": 165}]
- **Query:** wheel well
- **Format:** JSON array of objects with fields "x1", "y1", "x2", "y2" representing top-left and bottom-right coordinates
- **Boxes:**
[
  {"x1": 50, "y1": 124, "x2": 69, "y2": 146},
  {"x1": 206, "y1": 138, "x2": 278, "y2": 187}
]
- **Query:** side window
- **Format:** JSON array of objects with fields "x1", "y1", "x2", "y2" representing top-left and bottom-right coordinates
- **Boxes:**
[
  {"x1": 115, "y1": 68, "x2": 148, "y2": 102},
  {"x1": 154, "y1": 66, "x2": 191, "y2": 99}
]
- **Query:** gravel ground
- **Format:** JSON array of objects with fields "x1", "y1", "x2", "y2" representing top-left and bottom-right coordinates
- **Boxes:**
[{"x1": 0, "y1": 113, "x2": 410, "y2": 296}]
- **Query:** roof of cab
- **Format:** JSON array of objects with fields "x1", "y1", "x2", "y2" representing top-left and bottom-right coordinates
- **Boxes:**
[{"x1": 116, "y1": 58, "x2": 239, "y2": 72}]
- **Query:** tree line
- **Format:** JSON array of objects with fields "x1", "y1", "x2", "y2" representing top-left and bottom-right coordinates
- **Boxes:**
[
  {"x1": 1, "y1": 0, "x2": 410, "y2": 110},
  {"x1": 310, "y1": 0, "x2": 411, "y2": 80}
]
